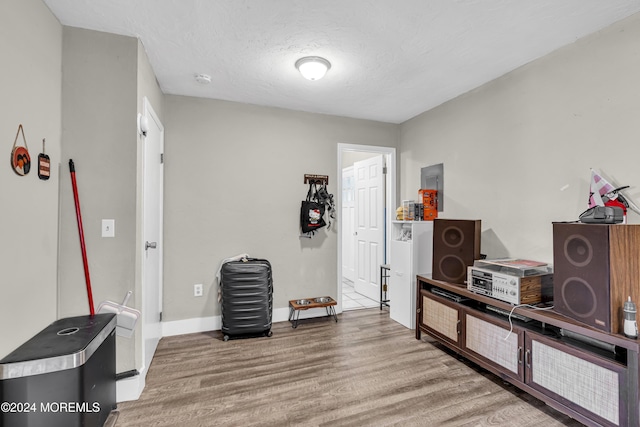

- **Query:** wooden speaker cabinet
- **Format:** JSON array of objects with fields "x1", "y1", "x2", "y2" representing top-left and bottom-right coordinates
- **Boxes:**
[
  {"x1": 552, "y1": 223, "x2": 640, "y2": 334},
  {"x1": 432, "y1": 219, "x2": 481, "y2": 284}
]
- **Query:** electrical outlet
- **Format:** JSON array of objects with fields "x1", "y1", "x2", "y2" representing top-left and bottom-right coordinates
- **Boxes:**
[{"x1": 194, "y1": 283, "x2": 203, "y2": 297}]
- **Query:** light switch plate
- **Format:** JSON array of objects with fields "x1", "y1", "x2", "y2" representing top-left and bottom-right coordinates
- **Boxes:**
[{"x1": 102, "y1": 219, "x2": 115, "y2": 237}]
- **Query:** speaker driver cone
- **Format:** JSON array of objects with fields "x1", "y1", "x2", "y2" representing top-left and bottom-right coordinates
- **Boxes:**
[
  {"x1": 438, "y1": 255, "x2": 466, "y2": 282},
  {"x1": 564, "y1": 234, "x2": 593, "y2": 267},
  {"x1": 442, "y1": 226, "x2": 465, "y2": 248},
  {"x1": 561, "y1": 277, "x2": 597, "y2": 318}
]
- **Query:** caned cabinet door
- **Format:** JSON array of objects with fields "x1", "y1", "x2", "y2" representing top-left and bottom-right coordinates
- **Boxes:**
[
  {"x1": 463, "y1": 311, "x2": 524, "y2": 382},
  {"x1": 525, "y1": 332, "x2": 626, "y2": 427},
  {"x1": 420, "y1": 291, "x2": 461, "y2": 348}
]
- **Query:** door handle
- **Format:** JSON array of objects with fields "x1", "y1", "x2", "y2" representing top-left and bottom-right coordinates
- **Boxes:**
[{"x1": 145, "y1": 241, "x2": 157, "y2": 250}]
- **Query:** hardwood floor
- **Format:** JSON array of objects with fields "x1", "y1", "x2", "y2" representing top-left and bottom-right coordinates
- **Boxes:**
[{"x1": 116, "y1": 309, "x2": 584, "y2": 426}]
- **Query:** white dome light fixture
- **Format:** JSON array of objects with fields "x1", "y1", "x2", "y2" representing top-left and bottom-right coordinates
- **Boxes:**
[{"x1": 295, "y1": 56, "x2": 331, "y2": 81}]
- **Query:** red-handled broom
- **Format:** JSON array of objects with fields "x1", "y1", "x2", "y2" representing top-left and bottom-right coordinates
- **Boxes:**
[{"x1": 69, "y1": 159, "x2": 95, "y2": 315}]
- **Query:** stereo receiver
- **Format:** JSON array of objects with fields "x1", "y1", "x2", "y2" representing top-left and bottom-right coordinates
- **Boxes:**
[{"x1": 467, "y1": 259, "x2": 553, "y2": 305}]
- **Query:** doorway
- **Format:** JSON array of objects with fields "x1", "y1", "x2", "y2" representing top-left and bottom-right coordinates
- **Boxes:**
[{"x1": 337, "y1": 144, "x2": 395, "y2": 312}]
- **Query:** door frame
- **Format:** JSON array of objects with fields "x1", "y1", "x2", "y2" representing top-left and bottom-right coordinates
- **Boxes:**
[
  {"x1": 341, "y1": 165, "x2": 355, "y2": 283},
  {"x1": 337, "y1": 143, "x2": 396, "y2": 313}
]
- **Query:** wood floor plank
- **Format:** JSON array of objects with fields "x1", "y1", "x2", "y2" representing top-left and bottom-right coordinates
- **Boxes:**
[{"x1": 116, "y1": 309, "x2": 584, "y2": 426}]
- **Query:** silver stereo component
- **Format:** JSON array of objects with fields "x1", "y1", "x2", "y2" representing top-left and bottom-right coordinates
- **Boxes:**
[{"x1": 467, "y1": 266, "x2": 553, "y2": 305}]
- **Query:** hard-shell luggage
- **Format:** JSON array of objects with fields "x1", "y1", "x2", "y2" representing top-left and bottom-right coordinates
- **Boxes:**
[{"x1": 220, "y1": 258, "x2": 273, "y2": 341}]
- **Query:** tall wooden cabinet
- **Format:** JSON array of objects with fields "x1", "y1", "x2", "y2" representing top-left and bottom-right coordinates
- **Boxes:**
[
  {"x1": 389, "y1": 221, "x2": 433, "y2": 329},
  {"x1": 417, "y1": 275, "x2": 639, "y2": 427}
]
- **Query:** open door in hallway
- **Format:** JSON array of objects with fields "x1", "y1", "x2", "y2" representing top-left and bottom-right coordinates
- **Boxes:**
[{"x1": 353, "y1": 154, "x2": 384, "y2": 302}]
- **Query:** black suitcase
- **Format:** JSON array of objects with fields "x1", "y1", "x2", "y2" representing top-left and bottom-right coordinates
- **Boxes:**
[{"x1": 220, "y1": 258, "x2": 273, "y2": 341}]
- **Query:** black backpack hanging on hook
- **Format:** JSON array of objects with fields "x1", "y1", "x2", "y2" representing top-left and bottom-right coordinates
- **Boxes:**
[
  {"x1": 315, "y1": 183, "x2": 335, "y2": 230},
  {"x1": 300, "y1": 182, "x2": 326, "y2": 234}
]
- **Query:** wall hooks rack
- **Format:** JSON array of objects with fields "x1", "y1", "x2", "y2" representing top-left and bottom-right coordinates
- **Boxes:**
[{"x1": 304, "y1": 174, "x2": 329, "y2": 185}]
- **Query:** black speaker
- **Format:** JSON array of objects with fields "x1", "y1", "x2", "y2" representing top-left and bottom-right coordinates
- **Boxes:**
[
  {"x1": 432, "y1": 219, "x2": 481, "y2": 284},
  {"x1": 552, "y1": 222, "x2": 640, "y2": 333}
]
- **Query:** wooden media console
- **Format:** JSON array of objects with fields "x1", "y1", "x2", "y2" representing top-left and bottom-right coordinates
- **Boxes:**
[{"x1": 416, "y1": 274, "x2": 640, "y2": 427}]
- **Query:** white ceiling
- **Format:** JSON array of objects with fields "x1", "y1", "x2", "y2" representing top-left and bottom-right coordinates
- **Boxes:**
[{"x1": 43, "y1": 0, "x2": 640, "y2": 124}]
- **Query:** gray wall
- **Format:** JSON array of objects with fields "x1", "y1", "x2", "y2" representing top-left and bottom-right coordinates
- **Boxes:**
[
  {"x1": 162, "y1": 96, "x2": 399, "y2": 321},
  {"x1": 137, "y1": 39, "x2": 165, "y2": 124},
  {"x1": 58, "y1": 28, "x2": 137, "y2": 323},
  {"x1": 58, "y1": 28, "x2": 164, "y2": 372},
  {"x1": 400, "y1": 12, "x2": 640, "y2": 263},
  {"x1": 0, "y1": 0, "x2": 62, "y2": 358},
  {"x1": 341, "y1": 151, "x2": 381, "y2": 169}
]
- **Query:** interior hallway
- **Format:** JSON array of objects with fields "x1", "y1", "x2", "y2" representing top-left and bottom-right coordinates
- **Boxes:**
[{"x1": 341, "y1": 279, "x2": 379, "y2": 310}]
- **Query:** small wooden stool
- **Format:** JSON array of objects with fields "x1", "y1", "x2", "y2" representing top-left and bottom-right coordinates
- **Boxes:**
[{"x1": 288, "y1": 296, "x2": 338, "y2": 328}]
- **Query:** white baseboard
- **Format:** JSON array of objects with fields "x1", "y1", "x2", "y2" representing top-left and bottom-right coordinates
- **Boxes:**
[
  {"x1": 161, "y1": 306, "x2": 339, "y2": 337},
  {"x1": 162, "y1": 315, "x2": 221, "y2": 336},
  {"x1": 116, "y1": 366, "x2": 146, "y2": 403}
]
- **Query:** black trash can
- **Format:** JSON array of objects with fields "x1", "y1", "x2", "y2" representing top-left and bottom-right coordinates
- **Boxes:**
[{"x1": 0, "y1": 313, "x2": 117, "y2": 427}]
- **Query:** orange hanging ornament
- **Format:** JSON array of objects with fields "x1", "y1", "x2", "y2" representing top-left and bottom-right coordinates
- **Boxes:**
[{"x1": 11, "y1": 124, "x2": 31, "y2": 176}]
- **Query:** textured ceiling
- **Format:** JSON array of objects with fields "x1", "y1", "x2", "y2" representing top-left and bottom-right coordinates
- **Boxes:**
[{"x1": 43, "y1": 0, "x2": 640, "y2": 124}]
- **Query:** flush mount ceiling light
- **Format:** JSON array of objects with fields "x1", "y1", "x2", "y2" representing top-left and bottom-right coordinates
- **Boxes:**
[
  {"x1": 194, "y1": 73, "x2": 211, "y2": 84},
  {"x1": 295, "y1": 56, "x2": 331, "y2": 81}
]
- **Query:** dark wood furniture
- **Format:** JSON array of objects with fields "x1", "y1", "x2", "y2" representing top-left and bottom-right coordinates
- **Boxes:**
[{"x1": 416, "y1": 274, "x2": 640, "y2": 427}]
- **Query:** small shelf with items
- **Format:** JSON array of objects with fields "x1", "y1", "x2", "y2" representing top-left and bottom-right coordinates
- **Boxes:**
[{"x1": 392, "y1": 221, "x2": 414, "y2": 242}]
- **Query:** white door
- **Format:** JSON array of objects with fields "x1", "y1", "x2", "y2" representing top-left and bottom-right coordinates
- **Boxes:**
[
  {"x1": 341, "y1": 166, "x2": 355, "y2": 282},
  {"x1": 354, "y1": 155, "x2": 384, "y2": 301},
  {"x1": 141, "y1": 97, "x2": 163, "y2": 372}
]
